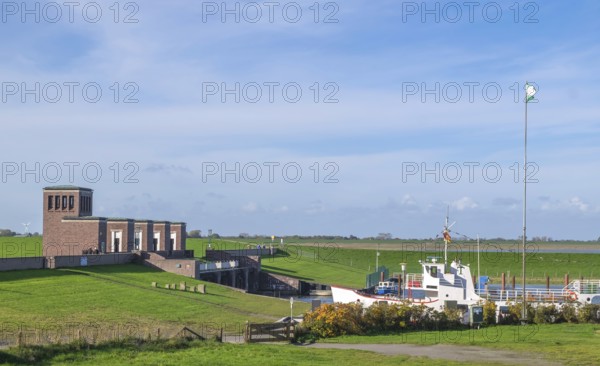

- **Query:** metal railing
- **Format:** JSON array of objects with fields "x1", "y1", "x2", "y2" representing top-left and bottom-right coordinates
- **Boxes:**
[{"x1": 475, "y1": 287, "x2": 568, "y2": 303}]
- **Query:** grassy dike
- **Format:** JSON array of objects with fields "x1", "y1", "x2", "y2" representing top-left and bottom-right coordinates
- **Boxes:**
[
  {"x1": 0, "y1": 264, "x2": 309, "y2": 334},
  {"x1": 186, "y1": 238, "x2": 600, "y2": 287}
]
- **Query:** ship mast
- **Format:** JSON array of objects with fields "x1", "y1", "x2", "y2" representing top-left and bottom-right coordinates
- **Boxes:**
[{"x1": 443, "y1": 206, "x2": 455, "y2": 268}]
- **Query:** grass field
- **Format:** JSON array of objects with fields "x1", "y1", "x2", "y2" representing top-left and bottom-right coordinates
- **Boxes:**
[
  {"x1": 0, "y1": 340, "x2": 510, "y2": 366},
  {"x1": 2, "y1": 237, "x2": 600, "y2": 364},
  {"x1": 0, "y1": 264, "x2": 309, "y2": 341},
  {"x1": 1, "y1": 323, "x2": 598, "y2": 365},
  {"x1": 324, "y1": 323, "x2": 600, "y2": 366},
  {"x1": 0, "y1": 237, "x2": 42, "y2": 258}
]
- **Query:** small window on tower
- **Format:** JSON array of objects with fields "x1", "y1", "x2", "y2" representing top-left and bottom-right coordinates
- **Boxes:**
[
  {"x1": 62, "y1": 196, "x2": 67, "y2": 210},
  {"x1": 48, "y1": 195, "x2": 53, "y2": 210},
  {"x1": 69, "y1": 196, "x2": 74, "y2": 210},
  {"x1": 55, "y1": 196, "x2": 60, "y2": 210}
]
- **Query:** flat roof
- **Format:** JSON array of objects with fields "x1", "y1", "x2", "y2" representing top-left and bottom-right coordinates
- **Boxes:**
[
  {"x1": 62, "y1": 216, "x2": 106, "y2": 221},
  {"x1": 44, "y1": 185, "x2": 93, "y2": 192}
]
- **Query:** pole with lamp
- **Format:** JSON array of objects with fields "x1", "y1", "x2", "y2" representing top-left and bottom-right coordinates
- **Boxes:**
[
  {"x1": 522, "y1": 82, "x2": 537, "y2": 323},
  {"x1": 400, "y1": 263, "x2": 407, "y2": 299},
  {"x1": 375, "y1": 243, "x2": 380, "y2": 272}
]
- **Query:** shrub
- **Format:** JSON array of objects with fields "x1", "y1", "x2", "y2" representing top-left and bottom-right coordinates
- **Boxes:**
[
  {"x1": 303, "y1": 303, "x2": 363, "y2": 338},
  {"x1": 482, "y1": 301, "x2": 497, "y2": 325},
  {"x1": 362, "y1": 302, "x2": 398, "y2": 332},
  {"x1": 577, "y1": 304, "x2": 600, "y2": 323},
  {"x1": 534, "y1": 304, "x2": 561, "y2": 324},
  {"x1": 560, "y1": 303, "x2": 578, "y2": 323}
]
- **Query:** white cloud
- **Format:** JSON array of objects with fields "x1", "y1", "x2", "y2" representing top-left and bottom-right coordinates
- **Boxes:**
[
  {"x1": 241, "y1": 202, "x2": 259, "y2": 213},
  {"x1": 451, "y1": 197, "x2": 478, "y2": 211}
]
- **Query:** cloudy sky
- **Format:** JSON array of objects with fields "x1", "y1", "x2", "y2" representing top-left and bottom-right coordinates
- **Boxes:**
[{"x1": 1, "y1": 1, "x2": 599, "y2": 240}]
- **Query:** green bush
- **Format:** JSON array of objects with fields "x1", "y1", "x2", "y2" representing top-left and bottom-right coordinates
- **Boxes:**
[
  {"x1": 577, "y1": 304, "x2": 600, "y2": 323},
  {"x1": 482, "y1": 301, "x2": 497, "y2": 325},
  {"x1": 534, "y1": 304, "x2": 561, "y2": 324},
  {"x1": 303, "y1": 303, "x2": 363, "y2": 338},
  {"x1": 560, "y1": 303, "x2": 578, "y2": 323},
  {"x1": 303, "y1": 302, "x2": 465, "y2": 339}
]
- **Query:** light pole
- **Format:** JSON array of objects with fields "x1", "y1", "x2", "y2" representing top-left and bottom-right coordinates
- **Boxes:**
[
  {"x1": 290, "y1": 297, "x2": 294, "y2": 323},
  {"x1": 375, "y1": 243, "x2": 380, "y2": 272},
  {"x1": 400, "y1": 263, "x2": 407, "y2": 298},
  {"x1": 522, "y1": 82, "x2": 536, "y2": 323}
]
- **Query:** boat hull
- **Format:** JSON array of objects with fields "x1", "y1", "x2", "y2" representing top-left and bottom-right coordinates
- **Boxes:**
[{"x1": 331, "y1": 285, "x2": 440, "y2": 309}]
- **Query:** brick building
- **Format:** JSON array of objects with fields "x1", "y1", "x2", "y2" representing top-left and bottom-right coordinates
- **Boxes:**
[{"x1": 43, "y1": 186, "x2": 186, "y2": 256}]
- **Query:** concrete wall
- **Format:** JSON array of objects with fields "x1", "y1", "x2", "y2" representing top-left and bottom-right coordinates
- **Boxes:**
[
  {"x1": 258, "y1": 272, "x2": 302, "y2": 293},
  {"x1": 142, "y1": 258, "x2": 198, "y2": 278},
  {"x1": 0, "y1": 257, "x2": 45, "y2": 271},
  {"x1": 51, "y1": 253, "x2": 136, "y2": 268},
  {"x1": 206, "y1": 250, "x2": 262, "y2": 269},
  {"x1": 207, "y1": 249, "x2": 274, "y2": 258},
  {"x1": 0, "y1": 254, "x2": 135, "y2": 272}
]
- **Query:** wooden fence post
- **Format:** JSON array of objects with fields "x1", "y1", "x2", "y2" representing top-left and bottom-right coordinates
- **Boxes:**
[
  {"x1": 17, "y1": 331, "x2": 24, "y2": 347},
  {"x1": 244, "y1": 321, "x2": 250, "y2": 343}
]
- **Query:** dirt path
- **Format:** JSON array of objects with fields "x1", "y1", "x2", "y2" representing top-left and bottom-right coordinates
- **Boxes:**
[{"x1": 303, "y1": 343, "x2": 563, "y2": 366}]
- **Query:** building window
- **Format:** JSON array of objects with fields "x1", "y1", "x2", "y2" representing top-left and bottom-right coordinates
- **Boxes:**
[
  {"x1": 69, "y1": 195, "x2": 74, "y2": 210},
  {"x1": 48, "y1": 195, "x2": 53, "y2": 210},
  {"x1": 55, "y1": 196, "x2": 60, "y2": 210},
  {"x1": 62, "y1": 196, "x2": 67, "y2": 210}
]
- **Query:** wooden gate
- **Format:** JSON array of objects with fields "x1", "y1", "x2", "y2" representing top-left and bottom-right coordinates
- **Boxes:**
[{"x1": 244, "y1": 322, "x2": 295, "y2": 343}]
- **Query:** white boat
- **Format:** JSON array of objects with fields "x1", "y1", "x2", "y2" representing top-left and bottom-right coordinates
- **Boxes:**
[
  {"x1": 331, "y1": 257, "x2": 480, "y2": 311},
  {"x1": 333, "y1": 211, "x2": 600, "y2": 314},
  {"x1": 331, "y1": 256, "x2": 600, "y2": 311}
]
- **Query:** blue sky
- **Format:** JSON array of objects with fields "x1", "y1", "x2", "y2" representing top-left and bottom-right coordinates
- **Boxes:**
[{"x1": 1, "y1": 1, "x2": 600, "y2": 240}]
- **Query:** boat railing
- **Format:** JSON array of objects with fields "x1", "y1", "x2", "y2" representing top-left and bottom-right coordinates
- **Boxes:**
[
  {"x1": 405, "y1": 273, "x2": 423, "y2": 288},
  {"x1": 475, "y1": 287, "x2": 570, "y2": 303},
  {"x1": 564, "y1": 280, "x2": 600, "y2": 294}
]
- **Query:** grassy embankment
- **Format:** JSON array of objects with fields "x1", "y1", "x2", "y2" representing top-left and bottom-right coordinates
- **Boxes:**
[
  {"x1": 187, "y1": 238, "x2": 600, "y2": 287},
  {"x1": 0, "y1": 264, "x2": 309, "y2": 337}
]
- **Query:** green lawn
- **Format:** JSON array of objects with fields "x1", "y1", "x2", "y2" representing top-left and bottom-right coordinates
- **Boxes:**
[
  {"x1": 325, "y1": 323, "x2": 600, "y2": 366},
  {"x1": 0, "y1": 339, "x2": 514, "y2": 366},
  {"x1": 3, "y1": 323, "x2": 599, "y2": 366},
  {"x1": 0, "y1": 264, "x2": 309, "y2": 340},
  {"x1": 0, "y1": 237, "x2": 42, "y2": 258}
]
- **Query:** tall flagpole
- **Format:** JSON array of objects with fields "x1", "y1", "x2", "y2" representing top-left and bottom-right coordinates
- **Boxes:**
[{"x1": 522, "y1": 82, "x2": 528, "y2": 322}]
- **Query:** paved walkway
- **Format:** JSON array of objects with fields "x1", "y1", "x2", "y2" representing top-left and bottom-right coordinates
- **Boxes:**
[{"x1": 303, "y1": 343, "x2": 563, "y2": 365}]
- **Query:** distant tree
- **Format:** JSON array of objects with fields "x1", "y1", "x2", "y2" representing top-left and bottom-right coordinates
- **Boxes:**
[
  {"x1": 0, "y1": 229, "x2": 15, "y2": 237},
  {"x1": 239, "y1": 233, "x2": 250, "y2": 238},
  {"x1": 376, "y1": 233, "x2": 392, "y2": 240},
  {"x1": 187, "y1": 230, "x2": 202, "y2": 238}
]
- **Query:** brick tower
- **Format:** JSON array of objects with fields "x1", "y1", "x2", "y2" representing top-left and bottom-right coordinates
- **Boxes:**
[{"x1": 42, "y1": 186, "x2": 98, "y2": 256}]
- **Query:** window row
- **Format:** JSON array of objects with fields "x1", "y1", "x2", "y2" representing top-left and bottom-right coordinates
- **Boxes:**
[
  {"x1": 46, "y1": 194, "x2": 92, "y2": 213},
  {"x1": 80, "y1": 195, "x2": 92, "y2": 213},
  {"x1": 47, "y1": 195, "x2": 75, "y2": 211}
]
